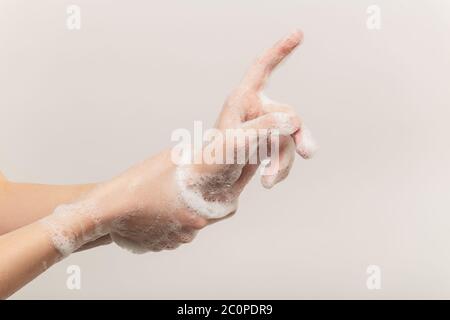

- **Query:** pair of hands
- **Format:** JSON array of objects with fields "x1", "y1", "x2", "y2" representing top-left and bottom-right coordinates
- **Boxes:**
[{"x1": 44, "y1": 30, "x2": 316, "y2": 255}]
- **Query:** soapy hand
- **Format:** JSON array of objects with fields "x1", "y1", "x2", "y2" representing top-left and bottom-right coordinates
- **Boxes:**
[
  {"x1": 42, "y1": 30, "x2": 317, "y2": 255},
  {"x1": 175, "y1": 29, "x2": 317, "y2": 219}
]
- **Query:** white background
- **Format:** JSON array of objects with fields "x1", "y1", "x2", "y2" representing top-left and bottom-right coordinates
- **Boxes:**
[{"x1": 1, "y1": 0, "x2": 450, "y2": 299}]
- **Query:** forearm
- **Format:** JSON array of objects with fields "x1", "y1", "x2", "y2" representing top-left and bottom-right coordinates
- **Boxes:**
[
  {"x1": 0, "y1": 195, "x2": 111, "y2": 299},
  {"x1": 0, "y1": 221, "x2": 63, "y2": 299},
  {"x1": 0, "y1": 180, "x2": 96, "y2": 235}
]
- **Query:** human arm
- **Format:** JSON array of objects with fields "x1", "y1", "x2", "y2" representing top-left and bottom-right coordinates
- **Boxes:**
[
  {"x1": 0, "y1": 178, "x2": 95, "y2": 235},
  {"x1": 0, "y1": 175, "x2": 111, "y2": 251},
  {"x1": 0, "y1": 30, "x2": 316, "y2": 298}
]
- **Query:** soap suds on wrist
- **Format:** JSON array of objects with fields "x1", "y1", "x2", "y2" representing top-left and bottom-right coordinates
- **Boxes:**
[{"x1": 40, "y1": 201, "x2": 106, "y2": 257}]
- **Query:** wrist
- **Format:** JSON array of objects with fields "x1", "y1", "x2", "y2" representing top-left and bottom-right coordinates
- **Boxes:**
[
  {"x1": 40, "y1": 198, "x2": 109, "y2": 257},
  {"x1": 92, "y1": 151, "x2": 176, "y2": 227}
]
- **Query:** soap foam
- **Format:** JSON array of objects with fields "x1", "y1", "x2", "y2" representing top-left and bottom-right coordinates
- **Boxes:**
[
  {"x1": 40, "y1": 201, "x2": 105, "y2": 257},
  {"x1": 110, "y1": 213, "x2": 186, "y2": 254},
  {"x1": 175, "y1": 166, "x2": 238, "y2": 219}
]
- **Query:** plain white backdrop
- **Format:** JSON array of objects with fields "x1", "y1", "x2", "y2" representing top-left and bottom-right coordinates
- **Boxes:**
[{"x1": 1, "y1": 0, "x2": 450, "y2": 299}]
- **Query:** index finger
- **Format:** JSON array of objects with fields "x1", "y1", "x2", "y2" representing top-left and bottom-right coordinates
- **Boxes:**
[{"x1": 241, "y1": 29, "x2": 303, "y2": 91}]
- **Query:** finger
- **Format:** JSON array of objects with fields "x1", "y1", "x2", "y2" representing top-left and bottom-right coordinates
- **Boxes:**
[
  {"x1": 260, "y1": 136, "x2": 295, "y2": 189},
  {"x1": 204, "y1": 111, "x2": 300, "y2": 172},
  {"x1": 260, "y1": 97, "x2": 295, "y2": 115},
  {"x1": 293, "y1": 125, "x2": 318, "y2": 159},
  {"x1": 262, "y1": 100, "x2": 317, "y2": 159},
  {"x1": 188, "y1": 110, "x2": 300, "y2": 180},
  {"x1": 231, "y1": 111, "x2": 299, "y2": 190},
  {"x1": 236, "y1": 111, "x2": 300, "y2": 177},
  {"x1": 241, "y1": 29, "x2": 303, "y2": 92},
  {"x1": 241, "y1": 111, "x2": 300, "y2": 135},
  {"x1": 248, "y1": 100, "x2": 305, "y2": 186},
  {"x1": 233, "y1": 163, "x2": 259, "y2": 194},
  {"x1": 207, "y1": 209, "x2": 237, "y2": 225},
  {"x1": 75, "y1": 234, "x2": 112, "y2": 252}
]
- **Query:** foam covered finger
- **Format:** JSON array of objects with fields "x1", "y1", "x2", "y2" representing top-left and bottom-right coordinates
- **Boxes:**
[
  {"x1": 293, "y1": 126, "x2": 318, "y2": 159},
  {"x1": 260, "y1": 137, "x2": 296, "y2": 189},
  {"x1": 260, "y1": 97, "x2": 317, "y2": 159}
]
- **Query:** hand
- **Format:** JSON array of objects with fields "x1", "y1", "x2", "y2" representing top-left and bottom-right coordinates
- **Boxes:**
[
  {"x1": 41, "y1": 30, "x2": 317, "y2": 255},
  {"x1": 174, "y1": 29, "x2": 317, "y2": 219}
]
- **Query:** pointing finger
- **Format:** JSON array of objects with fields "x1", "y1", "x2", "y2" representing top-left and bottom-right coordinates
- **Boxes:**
[{"x1": 241, "y1": 30, "x2": 303, "y2": 92}]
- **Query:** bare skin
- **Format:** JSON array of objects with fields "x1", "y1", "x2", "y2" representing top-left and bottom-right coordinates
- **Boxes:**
[
  {"x1": 0, "y1": 180, "x2": 94, "y2": 234},
  {"x1": 0, "y1": 180, "x2": 111, "y2": 250},
  {"x1": 0, "y1": 30, "x2": 315, "y2": 298}
]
